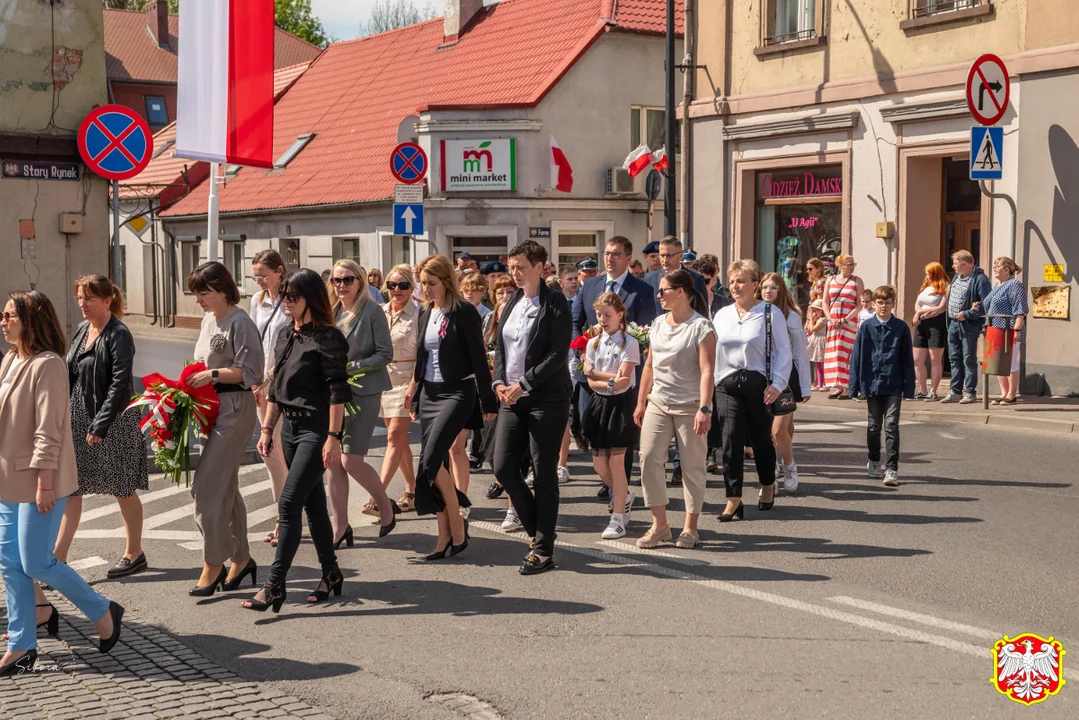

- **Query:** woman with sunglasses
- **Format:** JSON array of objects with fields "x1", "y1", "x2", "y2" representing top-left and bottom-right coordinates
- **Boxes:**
[
  {"x1": 186, "y1": 262, "x2": 264, "y2": 597},
  {"x1": 326, "y1": 260, "x2": 397, "y2": 548},
  {"x1": 249, "y1": 250, "x2": 291, "y2": 548},
  {"x1": 377, "y1": 264, "x2": 421, "y2": 513},
  {"x1": 0, "y1": 291, "x2": 124, "y2": 677},
  {"x1": 411, "y1": 255, "x2": 497, "y2": 560},
  {"x1": 367, "y1": 268, "x2": 386, "y2": 303},
  {"x1": 245, "y1": 269, "x2": 351, "y2": 612}
]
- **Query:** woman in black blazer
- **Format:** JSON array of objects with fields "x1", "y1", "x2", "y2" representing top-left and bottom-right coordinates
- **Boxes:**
[
  {"x1": 410, "y1": 255, "x2": 497, "y2": 560},
  {"x1": 492, "y1": 240, "x2": 573, "y2": 575}
]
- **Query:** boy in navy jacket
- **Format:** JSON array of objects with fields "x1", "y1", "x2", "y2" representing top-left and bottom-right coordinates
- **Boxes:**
[{"x1": 849, "y1": 285, "x2": 915, "y2": 486}]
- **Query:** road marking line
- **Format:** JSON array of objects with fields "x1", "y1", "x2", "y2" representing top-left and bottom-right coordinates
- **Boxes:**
[
  {"x1": 828, "y1": 596, "x2": 1002, "y2": 641},
  {"x1": 178, "y1": 541, "x2": 203, "y2": 551},
  {"x1": 68, "y1": 556, "x2": 108, "y2": 571},
  {"x1": 469, "y1": 520, "x2": 1077, "y2": 681},
  {"x1": 139, "y1": 479, "x2": 272, "y2": 531},
  {"x1": 244, "y1": 502, "x2": 279, "y2": 528}
]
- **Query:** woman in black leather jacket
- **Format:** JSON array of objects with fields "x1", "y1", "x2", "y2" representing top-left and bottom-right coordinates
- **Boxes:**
[{"x1": 55, "y1": 275, "x2": 149, "y2": 579}]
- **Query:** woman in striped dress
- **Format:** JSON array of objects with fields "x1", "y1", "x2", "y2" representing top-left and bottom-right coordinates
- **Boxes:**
[{"x1": 822, "y1": 254, "x2": 864, "y2": 399}]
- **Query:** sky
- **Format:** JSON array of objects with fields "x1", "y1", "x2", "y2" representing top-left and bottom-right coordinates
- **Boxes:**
[{"x1": 312, "y1": 0, "x2": 501, "y2": 43}]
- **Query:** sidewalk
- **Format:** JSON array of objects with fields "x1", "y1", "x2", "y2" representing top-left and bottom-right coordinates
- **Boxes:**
[
  {"x1": 811, "y1": 393, "x2": 1079, "y2": 434},
  {"x1": 0, "y1": 591, "x2": 335, "y2": 719}
]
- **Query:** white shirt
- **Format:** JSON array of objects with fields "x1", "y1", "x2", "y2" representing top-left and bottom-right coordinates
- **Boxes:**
[
  {"x1": 585, "y1": 331, "x2": 640, "y2": 396},
  {"x1": 713, "y1": 302, "x2": 792, "y2": 392},
  {"x1": 474, "y1": 303, "x2": 492, "y2": 319},
  {"x1": 249, "y1": 291, "x2": 290, "y2": 376},
  {"x1": 602, "y1": 270, "x2": 629, "y2": 294},
  {"x1": 858, "y1": 308, "x2": 875, "y2": 326},
  {"x1": 502, "y1": 295, "x2": 541, "y2": 394},
  {"x1": 0, "y1": 356, "x2": 26, "y2": 404},
  {"x1": 784, "y1": 308, "x2": 812, "y2": 398},
  {"x1": 917, "y1": 287, "x2": 945, "y2": 307},
  {"x1": 423, "y1": 308, "x2": 445, "y2": 383}
]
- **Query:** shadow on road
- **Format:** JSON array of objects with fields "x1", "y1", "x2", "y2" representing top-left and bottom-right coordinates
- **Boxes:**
[{"x1": 180, "y1": 633, "x2": 360, "y2": 681}]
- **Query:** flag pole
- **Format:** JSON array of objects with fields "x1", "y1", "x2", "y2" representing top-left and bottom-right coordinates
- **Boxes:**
[{"x1": 207, "y1": 161, "x2": 220, "y2": 261}]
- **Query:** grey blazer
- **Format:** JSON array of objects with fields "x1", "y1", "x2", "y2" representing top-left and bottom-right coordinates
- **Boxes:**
[{"x1": 335, "y1": 300, "x2": 392, "y2": 396}]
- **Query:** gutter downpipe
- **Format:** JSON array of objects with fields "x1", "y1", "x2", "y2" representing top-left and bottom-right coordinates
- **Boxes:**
[{"x1": 680, "y1": 0, "x2": 695, "y2": 248}]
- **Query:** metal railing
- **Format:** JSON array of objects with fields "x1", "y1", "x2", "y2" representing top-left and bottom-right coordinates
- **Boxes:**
[
  {"x1": 912, "y1": 0, "x2": 977, "y2": 19},
  {"x1": 762, "y1": 28, "x2": 817, "y2": 46}
]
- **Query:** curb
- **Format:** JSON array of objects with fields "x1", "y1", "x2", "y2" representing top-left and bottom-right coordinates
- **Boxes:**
[{"x1": 808, "y1": 402, "x2": 1076, "y2": 434}]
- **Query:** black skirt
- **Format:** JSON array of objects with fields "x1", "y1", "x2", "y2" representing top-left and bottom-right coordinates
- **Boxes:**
[
  {"x1": 415, "y1": 380, "x2": 474, "y2": 516},
  {"x1": 583, "y1": 392, "x2": 637, "y2": 450}
]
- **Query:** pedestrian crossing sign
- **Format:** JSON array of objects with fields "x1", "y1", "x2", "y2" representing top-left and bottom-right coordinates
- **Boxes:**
[{"x1": 970, "y1": 126, "x2": 1003, "y2": 180}]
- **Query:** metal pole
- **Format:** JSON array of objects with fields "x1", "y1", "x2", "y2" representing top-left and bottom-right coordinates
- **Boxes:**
[
  {"x1": 112, "y1": 179, "x2": 121, "y2": 284},
  {"x1": 679, "y1": 0, "x2": 694, "y2": 248},
  {"x1": 664, "y1": 0, "x2": 676, "y2": 238},
  {"x1": 978, "y1": 179, "x2": 1016, "y2": 260},
  {"x1": 208, "y1": 161, "x2": 220, "y2": 261}
]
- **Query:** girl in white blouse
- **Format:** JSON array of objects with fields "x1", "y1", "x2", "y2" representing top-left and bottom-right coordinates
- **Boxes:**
[{"x1": 581, "y1": 292, "x2": 640, "y2": 540}]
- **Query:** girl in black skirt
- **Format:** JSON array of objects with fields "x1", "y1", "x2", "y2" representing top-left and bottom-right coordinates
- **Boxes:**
[{"x1": 582, "y1": 292, "x2": 641, "y2": 540}]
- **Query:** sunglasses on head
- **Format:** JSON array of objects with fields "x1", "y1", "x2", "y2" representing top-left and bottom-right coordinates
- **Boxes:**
[
  {"x1": 330, "y1": 276, "x2": 357, "y2": 287},
  {"x1": 385, "y1": 281, "x2": 412, "y2": 291}
]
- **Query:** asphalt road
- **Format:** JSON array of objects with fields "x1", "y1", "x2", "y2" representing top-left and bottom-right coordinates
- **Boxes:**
[{"x1": 51, "y1": 404, "x2": 1078, "y2": 719}]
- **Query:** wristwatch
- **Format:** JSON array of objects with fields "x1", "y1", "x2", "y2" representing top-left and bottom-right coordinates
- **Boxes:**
[
  {"x1": 328, "y1": 430, "x2": 343, "y2": 441},
  {"x1": 699, "y1": 405, "x2": 711, "y2": 414},
  {"x1": 211, "y1": 369, "x2": 219, "y2": 383}
]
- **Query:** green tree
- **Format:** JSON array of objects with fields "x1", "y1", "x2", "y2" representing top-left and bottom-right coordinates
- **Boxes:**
[
  {"x1": 360, "y1": 0, "x2": 438, "y2": 37},
  {"x1": 274, "y1": 0, "x2": 333, "y2": 48}
]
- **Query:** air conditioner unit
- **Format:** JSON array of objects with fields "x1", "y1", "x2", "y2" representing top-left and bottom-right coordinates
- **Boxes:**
[{"x1": 605, "y1": 167, "x2": 638, "y2": 195}]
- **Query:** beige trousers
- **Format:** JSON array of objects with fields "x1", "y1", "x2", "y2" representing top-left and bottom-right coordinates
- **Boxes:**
[
  {"x1": 191, "y1": 392, "x2": 257, "y2": 565},
  {"x1": 638, "y1": 396, "x2": 708, "y2": 515}
]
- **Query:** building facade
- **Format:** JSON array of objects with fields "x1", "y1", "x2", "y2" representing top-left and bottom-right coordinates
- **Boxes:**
[
  {"x1": 688, "y1": 0, "x2": 1079, "y2": 395},
  {"x1": 0, "y1": 0, "x2": 110, "y2": 335}
]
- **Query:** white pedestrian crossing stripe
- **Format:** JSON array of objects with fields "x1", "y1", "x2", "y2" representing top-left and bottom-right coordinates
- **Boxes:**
[{"x1": 68, "y1": 556, "x2": 108, "y2": 571}]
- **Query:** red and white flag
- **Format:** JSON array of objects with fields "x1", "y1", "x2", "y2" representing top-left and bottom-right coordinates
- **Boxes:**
[
  {"x1": 623, "y1": 143, "x2": 653, "y2": 178},
  {"x1": 175, "y1": 0, "x2": 275, "y2": 168},
  {"x1": 551, "y1": 135, "x2": 573, "y2": 192},
  {"x1": 650, "y1": 146, "x2": 669, "y2": 172}
]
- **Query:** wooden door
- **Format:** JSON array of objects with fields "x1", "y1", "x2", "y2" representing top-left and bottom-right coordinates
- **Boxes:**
[{"x1": 942, "y1": 212, "x2": 981, "y2": 267}]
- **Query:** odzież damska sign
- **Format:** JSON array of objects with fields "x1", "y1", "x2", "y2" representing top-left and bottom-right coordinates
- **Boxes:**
[
  {"x1": 3, "y1": 160, "x2": 81, "y2": 181},
  {"x1": 759, "y1": 169, "x2": 842, "y2": 200},
  {"x1": 440, "y1": 139, "x2": 517, "y2": 192}
]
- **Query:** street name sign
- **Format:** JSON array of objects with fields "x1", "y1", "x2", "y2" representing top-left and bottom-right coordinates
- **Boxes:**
[
  {"x1": 394, "y1": 183, "x2": 424, "y2": 204},
  {"x1": 966, "y1": 54, "x2": 1010, "y2": 126},
  {"x1": 2, "y1": 160, "x2": 81, "y2": 181},
  {"x1": 393, "y1": 203, "x2": 424, "y2": 235},
  {"x1": 969, "y1": 126, "x2": 1003, "y2": 180},
  {"x1": 390, "y1": 142, "x2": 427, "y2": 184},
  {"x1": 77, "y1": 105, "x2": 153, "y2": 181}
]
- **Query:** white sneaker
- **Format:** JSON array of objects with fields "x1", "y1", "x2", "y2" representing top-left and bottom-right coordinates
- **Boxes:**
[
  {"x1": 501, "y1": 507, "x2": 523, "y2": 532},
  {"x1": 782, "y1": 463, "x2": 799, "y2": 492},
  {"x1": 458, "y1": 506, "x2": 471, "y2": 519},
  {"x1": 623, "y1": 488, "x2": 636, "y2": 516},
  {"x1": 883, "y1": 469, "x2": 899, "y2": 486},
  {"x1": 867, "y1": 461, "x2": 884, "y2": 479},
  {"x1": 601, "y1": 514, "x2": 626, "y2": 540},
  {"x1": 556, "y1": 466, "x2": 570, "y2": 484},
  {"x1": 959, "y1": 393, "x2": 977, "y2": 405},
  {"x1": 939, "y1": 392, "x2": 961, "y2": 404},
  {"x1": 924, "y1": 391, "x2": 938, "y2": 401},
  {"x1": 525, "y1": 471, "x2": 534, "y2": 488}
]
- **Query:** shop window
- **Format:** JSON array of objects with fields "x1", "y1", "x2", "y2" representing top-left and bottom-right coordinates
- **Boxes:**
[
  {"x1": 761, "y1": 0, "x2": 823, "y2": 47},
  {"x1": 223, "y1": 241, "x2": 245, "y2": 294},
  {"x1": 390, "y1": 236, "x2": 410, "y2": 267},
  {"x1": 280, "y1": 239, "x2": 301, "y2": 271},
  {"x1": 911, "y1": 0, "x2": 979, "y2": 20},
  {"x1": 335, "y1": 237, "x2": 360, "y2": 262},
  {"x1": 754, "y1": 165, "x2": 843, "y2": 308},
  {"x1": 451, "y1": 235, "x2": 507, "y2": 269},
  {"x1": 630, "y1": 106, "x2": 681, "y2": 154},
  {"x1": 180, "y1": 240, "x2": 201, "y2": 293},
  {"x1": 555, "y1": 232, "x2": 601, "y2": 269},
  {"x1": 144, "y1": 95, "x2": 169, "y2": 128}
]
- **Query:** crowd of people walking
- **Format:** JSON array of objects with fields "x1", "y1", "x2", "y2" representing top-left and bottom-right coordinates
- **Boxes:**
[{"x1": 0, "y1": 236, "x2": 1030, "y2": 671}]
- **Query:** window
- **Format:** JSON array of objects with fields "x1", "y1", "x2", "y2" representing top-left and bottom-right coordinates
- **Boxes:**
[
  {"x1": 451, "y1": 236, "x2": 507, "y2": 269},
  {"x1": 144, "y1": 95, "x2": 168, "y2": 128},
  {"x1": 554, "y1": 233, "x2": 600, "y2": 269},
  {"x1": 912, "y1": 0, "x2": 978, "y2": 19},
  {"x1": 760, "y1": 0, "x2": 823, "y2": 49},
  {"x1": 223, "y1": 241, "x2": 245, "y2": 293},
  {"x1": 336, "y1": 238, "x2": 360, "y2": 262},
  {"x1": 630, "y1": 106, "x2": 681, "y2": 154},
  {"x1": 180, "y1": 240, "x2": 202, "y2": 293},
  {"x1": 274, "y1": 133, "x2": 315, "y2": 169}
]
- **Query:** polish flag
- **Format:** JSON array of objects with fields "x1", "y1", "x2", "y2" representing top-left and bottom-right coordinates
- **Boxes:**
[
  {"x1": 623, "y1": 143, "x2": 653, "y2": 178},
  {"x1": 551, "y1": 135, "x2": 573, "y2": 192},
  {"x1": 175, "y1": 0, "x2": 275, "y2": 168},
  {"x1": 650, "y1": 147, "x2": 669, "y2": 173}
]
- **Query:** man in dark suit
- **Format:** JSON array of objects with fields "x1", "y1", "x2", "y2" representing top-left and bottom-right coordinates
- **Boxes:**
[
  {"x1": 572, "y1": 236, "x2": 656, "y2": 500},
  {"x1": 643, "y1": 236, "x2": 709, "y2": 314}
]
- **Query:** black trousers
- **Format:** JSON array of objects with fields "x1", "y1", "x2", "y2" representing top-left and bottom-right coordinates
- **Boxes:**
[
  {"x1": 493, "y1": 396, "x2": 569, "y2": 557},
  {"x1": 269, "y1": 416, "x2": 337, "y2": 587},
  {"x1": 715, "y1": 371, "x2": 777, "y2": 498},
  {"x1": 867, "y1": 395, "x2": 902, "y2": 471}
]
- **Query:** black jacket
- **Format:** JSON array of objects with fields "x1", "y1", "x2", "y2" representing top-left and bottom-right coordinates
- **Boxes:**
[
  {"x1": 492, "y1": 282, "x2": 572, "y2": 403},
  {"x1": 412, "y1": 300, "x2": 498, "y2": 414},
  {"x1": 66, "y1": 317, "x2": 136, "y2": 438}
]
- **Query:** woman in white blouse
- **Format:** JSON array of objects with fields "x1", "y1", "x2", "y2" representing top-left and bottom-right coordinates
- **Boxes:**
[
  {"x1": 633, "y1": 269, "x2": 716, "y2": 550},
  {"x1": 712, "y1": 260, "x2": 792, "y2": 522},
  {"x1": 249, "y1": 250, "x2": 291, "y2": 547},
  {"x1": 378, "y1": 264, "x2": 421, "y2": 512}
]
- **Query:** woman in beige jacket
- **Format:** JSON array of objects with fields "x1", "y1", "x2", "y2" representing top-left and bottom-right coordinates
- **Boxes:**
[{"x1": 0, "y1": 291, "x2": 124, "y2": 677}]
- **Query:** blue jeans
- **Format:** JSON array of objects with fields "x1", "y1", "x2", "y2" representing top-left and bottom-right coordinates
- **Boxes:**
[
  {"x1": 947, "y1": 323, "x2": 980, "y2": 395},
  {"x1": 0, "y1": 497, "x2": 110, "y2": 651}
]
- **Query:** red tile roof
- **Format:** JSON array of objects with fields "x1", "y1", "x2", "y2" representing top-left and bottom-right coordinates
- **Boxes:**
[
  {"x1": 104, "y1": 9, "x2": 321, "y2": 84},
  {"x1": 161, "y1": 0, "x2": 673, "y2": 218},
  {"x1": 610, "y1": 0, "x2": 684, "y2": 35}
]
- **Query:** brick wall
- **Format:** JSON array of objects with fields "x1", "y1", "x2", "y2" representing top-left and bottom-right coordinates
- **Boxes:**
[{"x1": 110, "y1": 81, "x2": 176, "y2": 128}]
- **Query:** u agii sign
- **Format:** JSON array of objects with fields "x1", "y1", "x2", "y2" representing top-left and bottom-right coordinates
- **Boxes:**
[{"x1": 440, "y1": 139, "x2": 517, "y2": 192}]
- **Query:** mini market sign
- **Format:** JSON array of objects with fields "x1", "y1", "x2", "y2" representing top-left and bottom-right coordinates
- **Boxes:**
[{"x1": 440, "y1": 139, "x2": 516, "y2": 192}]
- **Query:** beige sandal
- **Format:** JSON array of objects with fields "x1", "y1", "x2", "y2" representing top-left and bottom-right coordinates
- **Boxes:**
[
  {"x1": 636, "y1": 526, "x2": 673, "y2": 549},
  {"x1": 360, "y1": 501, "x2": 379, "y2": 517},
  {"x1": 396, "y1": 493, "x2": 416, "y2": 513}
]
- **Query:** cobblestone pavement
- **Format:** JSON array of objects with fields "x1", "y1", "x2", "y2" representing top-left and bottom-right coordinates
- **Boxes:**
[{"x1": 0, "y1": 592, "x2": 335, "y2": 719}]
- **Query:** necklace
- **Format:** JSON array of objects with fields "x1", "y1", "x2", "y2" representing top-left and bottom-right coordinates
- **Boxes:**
[{"x1": 735, "y1": 304, "x2": 752, "y2": 319}]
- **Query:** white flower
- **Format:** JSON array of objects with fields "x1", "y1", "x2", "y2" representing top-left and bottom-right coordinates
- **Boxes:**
[{"x1": 164, "y1": 441, "x2": 177, "y2": 450}]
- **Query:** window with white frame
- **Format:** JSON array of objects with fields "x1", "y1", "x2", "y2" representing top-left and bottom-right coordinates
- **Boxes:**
[
  {"x1": 335, "y1": 237, "x2": 360, "y2": 262},
  {"x1": 180, "y1": 240, "x2": 201, "y2": 293},
  {"x1": 223, "y1": 240, "x2": 245, "y2": 294},
  {"x1": 630, "y1": 106, "x2": 681, "y2": 154},
  {"x1": 762, "y1": 0, "x2": 821, "y2": 46},
  {"x1": 554, "y1": 233, "x2": 601, "y2": 270},
  {"x1": 451, "y1": 236, "x2": 506, "y2": 269},
  {"x1": 911, "y1": 0, "x2": 978, "y2": 19}
]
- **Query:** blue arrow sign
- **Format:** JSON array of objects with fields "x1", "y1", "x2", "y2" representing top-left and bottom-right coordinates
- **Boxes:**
[
  {"x1": 970, "y1": 126, "x2": 1003, "y2": 180},
  {"x1": 393, "y1": 204, "x2": 424, "y2": 235}
]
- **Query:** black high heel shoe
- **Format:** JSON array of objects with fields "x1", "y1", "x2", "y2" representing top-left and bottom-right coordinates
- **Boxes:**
[
  {"x1": 0, "y1": 649, "x2": 38, "y2": 677},
  {"x1": 2, "y1": 604, "x2": 58, "y2": 642},
  {"x1": 98, "y1": 601, "x2": 124, "y2": 654},
  {"x1": 379, "y1": 516, "x2": 396, "y2": 538},
  {"x1": 188, "y1": 566, "x2": 228, "y2": 597},
  {"x1": 449, "y1": 536, "x2": 468, "y2": 557},
  {"x1": 242, "y1": 582, "x2": 286, "y2": 613},
  {"x1": 221, "y1": 558, "x2": 258, "y2": 592},
  {"x1": 306, "y1": 568, "x2": 344, "y2": 603},
  {"x1": 334, "y1": 525, "x2": 354, "y2": 549},
  {"x1": 758, "y1": 487, "x2": 775, "y2": 512},
  {"x1": 424, "y1": 538, "x2": 452, "y2": 561},
  {"x1": 718, "y1": 502, "x2": 745, "y2": 522}
]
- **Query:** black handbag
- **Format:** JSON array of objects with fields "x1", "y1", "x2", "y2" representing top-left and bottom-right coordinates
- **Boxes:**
[{"x1": 765, "y1": 303, "x2": 797, "y2": 417}]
